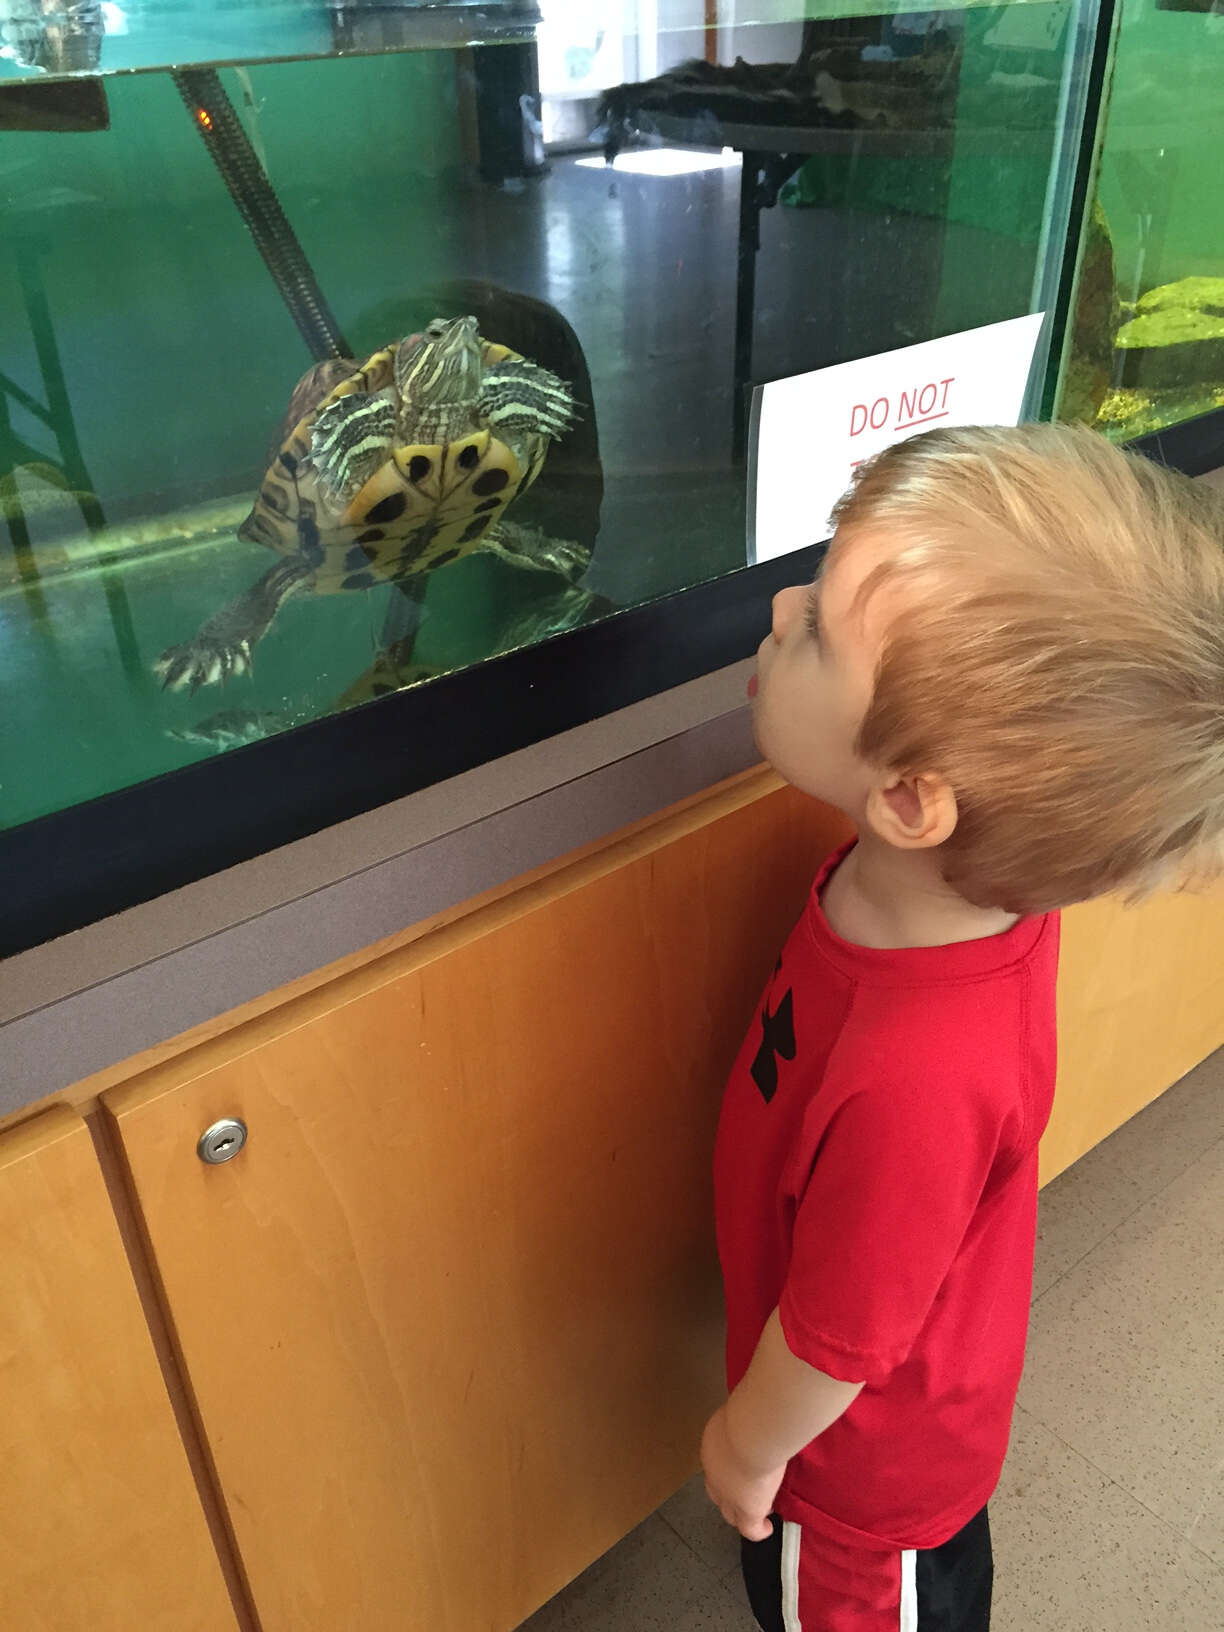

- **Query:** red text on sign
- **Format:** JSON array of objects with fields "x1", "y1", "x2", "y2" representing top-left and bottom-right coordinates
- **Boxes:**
[{"x1": 849, "y1": 376, "x2": 956, "y2": 437}]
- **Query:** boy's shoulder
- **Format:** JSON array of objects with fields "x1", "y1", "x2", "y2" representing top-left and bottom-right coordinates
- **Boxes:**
[
  {"x1": 732, "y1": 895, "x2": 1061, "y2": 1164},
  {"x1": 830, "y1": 971, "x2": 1053, "y2": 1095},
  {"x1": 776, "y1": 910, "x2": 1059, "y2": 1141}
]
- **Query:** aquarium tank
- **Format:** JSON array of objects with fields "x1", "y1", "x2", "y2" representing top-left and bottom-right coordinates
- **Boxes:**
[
  {"x1": 1, "y1": 0, "x2": 1103, "y2": 890},
  {"x1": 1056, "y1": 0, "x2": 1224, "y2": 439}
]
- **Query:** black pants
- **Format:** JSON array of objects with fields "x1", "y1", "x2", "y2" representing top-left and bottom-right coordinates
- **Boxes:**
[{"x1": 740, "y1": 1506, "x2": 992, "y2": 1631}]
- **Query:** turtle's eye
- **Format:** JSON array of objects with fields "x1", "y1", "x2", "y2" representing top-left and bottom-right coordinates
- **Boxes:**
[{"x1": 425, "y1": 318, "x2": 451, "y2": 339}]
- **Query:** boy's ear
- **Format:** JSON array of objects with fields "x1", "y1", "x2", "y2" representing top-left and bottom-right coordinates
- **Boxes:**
[{"x1": 864, "y1": 771, "x2": 959, "y2": 850}]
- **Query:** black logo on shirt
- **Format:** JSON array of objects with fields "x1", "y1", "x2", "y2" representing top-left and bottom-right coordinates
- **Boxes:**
[{"x1": 751, "y1": 985, "x2": 795, "y2": 1104}]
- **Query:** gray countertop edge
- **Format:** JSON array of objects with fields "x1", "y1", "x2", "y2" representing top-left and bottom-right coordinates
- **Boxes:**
[{"x1": 1, "y1": 657, "x2": 760, "y2": 1114}]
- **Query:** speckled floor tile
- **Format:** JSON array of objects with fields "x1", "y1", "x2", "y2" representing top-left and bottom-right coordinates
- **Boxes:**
[
  {"x1": 1033, "y1": 1047, "x2": 1224, "y2": 1298},
  {"x1": 658, "y1": 1473, "x2": 744, "y2": 1580},
  {"x1": 514, "y1": 1511, "x2": 752, "y2": 1631},
  {"x1": 992, "y1": 1406, "x2": 1224, "y2": 1631},
  {"x1": 1021, "y1": 1139, "x2": 1224, "y2": 1561}
]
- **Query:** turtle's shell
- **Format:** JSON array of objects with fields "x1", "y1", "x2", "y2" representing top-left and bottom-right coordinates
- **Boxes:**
[{"x1": 237, "y1": 337, "x2": 549, "y2": 594}]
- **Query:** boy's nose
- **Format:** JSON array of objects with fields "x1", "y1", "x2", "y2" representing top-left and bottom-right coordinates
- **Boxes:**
[{"x1": 771, "y1": 584, "x2": 805, "y2": 641}]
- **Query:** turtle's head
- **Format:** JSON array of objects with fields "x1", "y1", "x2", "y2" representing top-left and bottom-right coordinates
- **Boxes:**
[{"x1": 396, "y1": 315, "x2": 482, "y2": 405}]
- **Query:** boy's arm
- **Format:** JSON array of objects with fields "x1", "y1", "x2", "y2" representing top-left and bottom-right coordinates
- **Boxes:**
[{"x1": 701, "y1": 1308, "x2": 863, "y2": 1540}]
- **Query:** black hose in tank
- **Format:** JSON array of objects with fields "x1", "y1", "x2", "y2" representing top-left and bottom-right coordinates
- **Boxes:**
[{"x1": 171, "y1": 67, "x2": 352, "y2": 364}]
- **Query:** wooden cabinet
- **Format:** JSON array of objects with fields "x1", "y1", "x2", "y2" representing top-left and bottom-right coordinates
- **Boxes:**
[
  {"x1": 101, "y1": 777, "x2": 850, "y2": 1632},
  {"x1": 1043, "y1": 882, "x2": 1224, "y2": 1183},
  {"x1": 0, "y1": 1107, "x2": 238, "y2": 1632}
]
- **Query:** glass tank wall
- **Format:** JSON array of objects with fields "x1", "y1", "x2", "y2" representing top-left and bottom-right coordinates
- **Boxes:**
[
  {"x1": 1, "y1": 0, "x2": 1099, "y2": 834},
  {"x1": 1057, "y1": 0, "x2": 1224, "y2": 439}
]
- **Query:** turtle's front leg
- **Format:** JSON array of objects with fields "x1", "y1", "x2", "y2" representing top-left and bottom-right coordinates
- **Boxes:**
[
  {"x1": 156, "y1": 558, "x2": 313, "y2": 693},
  {"x1": 478, "y1": 358, "x2": 575, "y2": 441}
]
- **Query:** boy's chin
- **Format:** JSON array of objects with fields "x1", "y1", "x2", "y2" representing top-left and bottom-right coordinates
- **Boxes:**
[{"x1": 760, "y1": 755, "x2": 860, "y2": 822}]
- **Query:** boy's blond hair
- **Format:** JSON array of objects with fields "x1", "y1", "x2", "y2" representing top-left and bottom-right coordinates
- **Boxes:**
[{"x1": 830, "y1": 423, "x2": 1224, "y2": 915}]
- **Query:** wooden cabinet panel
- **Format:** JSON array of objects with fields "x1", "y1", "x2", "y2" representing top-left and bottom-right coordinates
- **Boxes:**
[
  {"x1": 103, "y1": 778, "x2": 851, "y2": 1632},
  {"x1": 0, "y1": 1108, "x2": 237, "y2": 1632},
  {"x1": 1043, "y1": 884, "x2": 1224, "y2": 1183}
]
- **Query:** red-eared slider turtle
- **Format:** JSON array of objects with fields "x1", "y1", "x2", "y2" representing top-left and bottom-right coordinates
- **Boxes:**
[{"x1": 156, "y1": 315, "x2": 575, "y2": 691}]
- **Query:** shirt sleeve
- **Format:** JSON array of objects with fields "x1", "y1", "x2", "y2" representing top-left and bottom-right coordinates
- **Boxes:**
[{"x1": 778, "y1": 1066, "x2": 1006, "y2": 1387}]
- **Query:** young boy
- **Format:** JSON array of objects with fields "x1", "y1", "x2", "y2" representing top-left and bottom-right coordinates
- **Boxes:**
[{"x1": 702, "y1": 423, "x2": 1224, "y2": 1631}]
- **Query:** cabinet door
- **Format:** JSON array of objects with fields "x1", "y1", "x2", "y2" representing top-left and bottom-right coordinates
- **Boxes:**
[
  {"x1": 103, "y1": 783, "x2": 848, "y2": 1632},
  {"x1": 1044, "y1": 884, "x2": 1224, "y2": 1182},
  {"x1": 0, "y1": 1108, "x2": 238, "y2": 1632}
]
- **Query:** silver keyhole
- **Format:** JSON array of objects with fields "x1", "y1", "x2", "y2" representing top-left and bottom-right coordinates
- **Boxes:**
[{"x1": 197, "y1": 1118, "x2": 248, "y2": 1165}]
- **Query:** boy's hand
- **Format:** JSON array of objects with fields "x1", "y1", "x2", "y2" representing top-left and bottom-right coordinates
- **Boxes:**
[{"x1": 700, "y1": 1405, "x2": 786, "y2": 1541}]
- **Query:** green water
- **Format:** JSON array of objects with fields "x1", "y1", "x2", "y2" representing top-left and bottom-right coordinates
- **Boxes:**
[
  {"x1": 0, "y1": 7, "x2": 1106, "y2": 831},
  {"x1": 0, "y1": 50, "x2": 529, "y2": 829}
]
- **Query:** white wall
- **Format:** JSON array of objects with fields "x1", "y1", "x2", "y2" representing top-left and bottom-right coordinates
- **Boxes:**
[{"x1": 722, "y1": 1, "x2": 805, "y2": 66}]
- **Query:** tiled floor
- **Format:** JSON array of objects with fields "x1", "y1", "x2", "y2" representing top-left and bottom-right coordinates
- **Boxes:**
[{"x1": 518, "y1": 1050, "x2": 1224, "y2": 1631}]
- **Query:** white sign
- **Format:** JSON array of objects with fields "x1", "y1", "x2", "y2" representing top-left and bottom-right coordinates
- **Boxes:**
[{"x1": 748, "y1": 313, "x2": 1047, "y2": 565}]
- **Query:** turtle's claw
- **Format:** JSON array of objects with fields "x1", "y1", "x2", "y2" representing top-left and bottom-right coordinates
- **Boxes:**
[{"x1": 155, "y1": 636, "x2": 253, "y2": 693}]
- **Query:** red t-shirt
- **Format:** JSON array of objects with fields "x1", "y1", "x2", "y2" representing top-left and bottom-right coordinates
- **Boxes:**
[{"x1": 714, "y1": 843, "x2": 1059, "y2": 1552}]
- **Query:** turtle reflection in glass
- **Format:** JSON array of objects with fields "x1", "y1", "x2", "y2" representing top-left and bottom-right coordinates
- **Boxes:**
[{"x1": 156, "y1": 315, "x2": 577, "y2": 692}]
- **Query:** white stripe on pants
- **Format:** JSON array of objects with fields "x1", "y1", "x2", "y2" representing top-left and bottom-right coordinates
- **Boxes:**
[
  {"x1": 899, "y1": 1547, "x2": 918, "y2": 1630},
  {"x1": 779, "y1": 1524, "x2": 920, "y2": 1630},
  {"x1": 781, "y1": 1520, "x2": 803, "y2": 1630}
]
